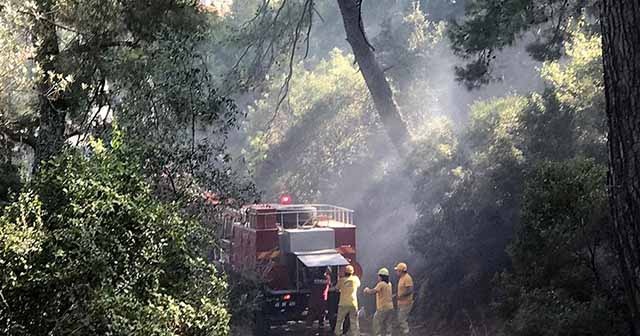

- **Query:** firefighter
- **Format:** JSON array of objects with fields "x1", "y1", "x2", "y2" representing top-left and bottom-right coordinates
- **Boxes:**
[
  {"x1": 363, "y1": 268, "x2": 393, "y2": 336},
  {"x1": 394, "y1": 262, "x2": 414, "y2": 335},
  {"x1": 307, "y1": 267, "x2": 331, "y2": 328},
  {"x1": 335, "y1": 264, "x2": 360, "y2": 336}
]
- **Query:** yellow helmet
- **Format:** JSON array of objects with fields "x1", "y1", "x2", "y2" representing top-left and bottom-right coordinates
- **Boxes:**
[
  {"x1": 394, "y1": 262, "x2": 408, "y2": 272},
  {"x1": 345, "y1": 265, "x2": 355, "y2": 274},
  {"x1": 377, "y1": 267, "x2": 390, "y2": 276}
]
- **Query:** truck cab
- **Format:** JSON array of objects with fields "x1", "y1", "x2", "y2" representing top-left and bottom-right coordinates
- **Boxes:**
[{"x1": 219, "y1": 202, "x2": 360, "y2": 335}]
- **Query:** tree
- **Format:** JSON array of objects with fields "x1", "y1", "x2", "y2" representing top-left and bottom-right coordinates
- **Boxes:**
[
  {"x1": 336, "y1": 0, "x2": 410, "y2": 152},
  {"x1": 449, "y1": 0, "x2": 598, "y2": 88},
  {"x1": 0, "y1": 134, "x2": 230, "y2": 335},
  {"x1": 451, "y1": 0, "x2": 640, "y2": 332},
  {"x1": 496, "y1": 159, "x2": 625, "y2": 336},
  {"x1": 600, "y1": 1, "x2": 640, "y2": 334},
  {"x1": 409, "y1": 97, "x2": 528, "y2": 325},
  {"x1": 408, "y1": 24, "x2": 608, "y2": 328},
  {"x1": 245, "y1": 50, "x2": 376, "y2": 202},
  {"x1": 232, "y1": 0, "x2": 411, "y2": 153},
  {"x1": 239, "y1": 7, "x2": 448, "y2": 202},
  {"x1": 32, "y1": 0, "x2": 66, "y2": 168},
  {"x1": 0, "y1": 0, "x2": 255, "y2": 204}
]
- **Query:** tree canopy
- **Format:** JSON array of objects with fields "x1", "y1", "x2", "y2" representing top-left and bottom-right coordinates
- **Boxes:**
[
  {"x1": 2, "y1": 0, "x2": 639, "y2": 335},
  {"x1": 1, "y1": 134, "x2": 230, "y2": 335}
]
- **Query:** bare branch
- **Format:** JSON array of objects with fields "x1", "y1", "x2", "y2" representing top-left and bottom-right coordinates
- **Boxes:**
[
  {"x1": 265, "y1": 0, "x2": 314, "y2": 130},
  {"x1": 311, "y1": 1, "x2": 325, "y2": 23}
]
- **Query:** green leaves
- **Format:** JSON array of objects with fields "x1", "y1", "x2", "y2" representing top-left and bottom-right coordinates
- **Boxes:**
[
  {"x1": 244, "y1": 49, "x2": 374, "y2": 202},
  {"x1": 409, "y1": 22, "x2": 608, "y2": 326},
  {"x1": 0, "y1": 140, "x2": 230, "y2": 335},
  {"x1": 0, "y1": 192, "x2": 44, "y2": 289},
  {"x1": 449, "y1": 0, "x2": 600, "y2": 88},
  {"x1": 497, "y1": 159, "x2": 624, "y2": 336}
]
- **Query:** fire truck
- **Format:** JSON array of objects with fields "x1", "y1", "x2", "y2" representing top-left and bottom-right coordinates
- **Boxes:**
[{"x1": 216, "y1": 196, "x2": 361, "y2": 335}]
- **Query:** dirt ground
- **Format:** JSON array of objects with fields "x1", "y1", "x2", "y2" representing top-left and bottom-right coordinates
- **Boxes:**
[{"x1": 231, "y1": 318, "x2": 429, "y2": 336}]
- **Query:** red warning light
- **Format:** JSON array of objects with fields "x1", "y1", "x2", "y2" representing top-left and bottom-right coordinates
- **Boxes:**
[
  {"x1": 283, "y1": 294, "x2": 292, "y2": 301},
  {"x1": 279, "y1": 194, "x2": 292, "y2": 205}
]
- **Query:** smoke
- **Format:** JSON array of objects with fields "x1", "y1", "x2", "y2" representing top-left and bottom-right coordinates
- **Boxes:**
[{"x1": 312, "y1": 0, "x2": 543, "y2": 281}]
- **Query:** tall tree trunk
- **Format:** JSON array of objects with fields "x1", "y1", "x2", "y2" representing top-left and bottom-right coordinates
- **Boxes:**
[
  {"x1": 336, "y1": 0, "x2": 410, "y2": 153},
  {"x1": 33, "y1": 0, "x2": 67, "y2": 171},
  {"x1": 601, "y1": 1, "x2": 640, "y2": 334}
]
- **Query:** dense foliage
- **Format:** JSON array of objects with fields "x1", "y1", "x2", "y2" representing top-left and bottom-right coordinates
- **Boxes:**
[
  {"x1": 240, "y1": 3, "x2": 448, "y2": 202},
  {"x1": 0, "y1": 135, "x2": 229, "y2": 335},
  {"x1": 1, "y1": 0, "x2": 633, "y2": 335},
  {"x1": 496, "y1": 158, "x2": 624, "y2": 336},
  {"x1": 0, "y1": 0, "x2": 254, "y2": 203},
  {"x1": 244, "y1": 50, "x2": 375, "y2": 202},
  {"x1": 408, "y1": 24, "x2": 614, "y2": 333},
  {"x1": 449, "y1": 0, "x2": 599, "y2": 88},
  {"x1": 0, "y1": 1, "x2": 257, "y2": 334}
]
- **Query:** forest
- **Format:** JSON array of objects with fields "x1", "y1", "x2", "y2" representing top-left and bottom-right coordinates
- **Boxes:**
[{"x1": 1, "y1": 0, "x2": 640, "y2": 335}]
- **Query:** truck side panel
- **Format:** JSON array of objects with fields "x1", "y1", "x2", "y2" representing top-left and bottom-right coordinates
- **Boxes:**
[
  {"x1": 334, "y1": 227, "x2": 356, "y2": 249},
  {"x1": 256, "y1": 229, "x2": 279, "y2": 252}
]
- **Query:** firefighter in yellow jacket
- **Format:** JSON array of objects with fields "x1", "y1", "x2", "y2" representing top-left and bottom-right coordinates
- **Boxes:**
[
  {"x1": 364, "y1": 268, "x2": 394, "y2": 336},
  {"x1": 335, "y1": 264, "x2": 360, "y2": 336},
  {"x1": 394, "y1": 262, "x2": 413, "y2": 335}
]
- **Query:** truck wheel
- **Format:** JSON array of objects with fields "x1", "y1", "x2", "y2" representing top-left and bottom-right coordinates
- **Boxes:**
[{"x1": 253, "y1": 311, "x2": 270, "y2": 336}]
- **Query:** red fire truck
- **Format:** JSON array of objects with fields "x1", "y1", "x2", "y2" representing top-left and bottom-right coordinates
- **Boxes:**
[{"x1": 217, "y1": 196, "x2": 361, "y2": 335}]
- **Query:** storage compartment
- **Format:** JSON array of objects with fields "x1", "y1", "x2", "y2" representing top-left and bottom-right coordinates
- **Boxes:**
[{"x1": 279, "y1": 228, "x2": 335, "y2": 253}]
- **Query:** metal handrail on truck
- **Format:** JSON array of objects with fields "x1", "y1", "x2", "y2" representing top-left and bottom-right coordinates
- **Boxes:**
[{"x1": 244, "y1": 204, "x2": 355, "y2": 229}]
